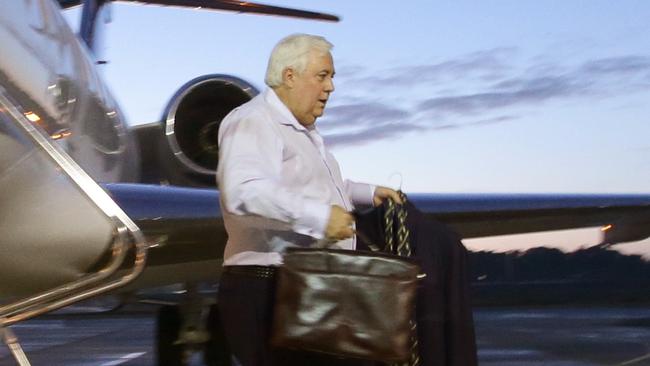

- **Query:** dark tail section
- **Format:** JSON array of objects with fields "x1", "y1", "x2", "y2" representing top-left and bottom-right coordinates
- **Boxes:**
[
  {"x1": 119, "y1": 0, "x2": 340, "y2": 22},
  {"x1": 63, "y1": 0, "x2": 339, "y2": 50}
]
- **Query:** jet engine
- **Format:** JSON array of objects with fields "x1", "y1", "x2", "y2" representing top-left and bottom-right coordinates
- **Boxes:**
[{"x1": 137, "y1": 74, "x2": 258, "y2": 187}]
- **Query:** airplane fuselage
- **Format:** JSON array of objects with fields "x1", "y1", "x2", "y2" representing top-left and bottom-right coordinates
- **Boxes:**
[{"x1": 1, "y1": 0, "x2": 138, "y2": 183}]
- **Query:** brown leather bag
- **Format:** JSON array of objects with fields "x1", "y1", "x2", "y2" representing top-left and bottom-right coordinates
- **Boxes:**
[{"x1": 270, "y1": 247, "x2": 420, "y2": 362}]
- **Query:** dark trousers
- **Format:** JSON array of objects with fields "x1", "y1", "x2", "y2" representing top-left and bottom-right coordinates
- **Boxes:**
[{"x1": 218, "y1": 266, "x2": 376, "y2": 366}]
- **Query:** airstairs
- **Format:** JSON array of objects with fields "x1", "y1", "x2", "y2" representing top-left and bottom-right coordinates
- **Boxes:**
[{"x1": 0, "y1": 88, "x2": 147, "y2": 365}]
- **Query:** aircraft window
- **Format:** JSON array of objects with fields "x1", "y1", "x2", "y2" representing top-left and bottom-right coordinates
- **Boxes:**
[{"x1": 82, "y1": 97, "x2": 121, "y2": 153}]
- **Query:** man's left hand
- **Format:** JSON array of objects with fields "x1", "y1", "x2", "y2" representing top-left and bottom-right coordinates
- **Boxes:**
[{"x1": 373, "y1": 186, "x2": 403, "y2": 207}]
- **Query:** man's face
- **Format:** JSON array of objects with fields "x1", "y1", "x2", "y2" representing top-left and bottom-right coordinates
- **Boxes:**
[{"x1": 287, "y1": 51, "x2": 335, "y2": 126}]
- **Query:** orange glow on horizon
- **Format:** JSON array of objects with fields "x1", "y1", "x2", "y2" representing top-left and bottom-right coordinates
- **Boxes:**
[{"x1": 600, "y1": 224, "x2": 613, "y2": 232}]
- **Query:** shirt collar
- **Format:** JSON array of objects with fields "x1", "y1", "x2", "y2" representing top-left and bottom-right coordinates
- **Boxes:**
[{"x1": 264, "y1": 88, "x2": 308, "y2": 131}]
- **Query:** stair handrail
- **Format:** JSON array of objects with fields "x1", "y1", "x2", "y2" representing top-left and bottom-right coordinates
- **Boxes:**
[{"x1": 0, "y1": 86, "x2": 148, "y2": 325}]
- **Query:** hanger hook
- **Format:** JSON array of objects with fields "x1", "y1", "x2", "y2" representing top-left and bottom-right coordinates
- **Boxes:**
[{"x1": 387, "y1": 172, "x2": 403, "y2": 191}]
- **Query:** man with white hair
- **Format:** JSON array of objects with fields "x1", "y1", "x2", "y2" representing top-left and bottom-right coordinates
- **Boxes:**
[{"x1": 216, "y1": 33, "x2": 401, "y2": 365}]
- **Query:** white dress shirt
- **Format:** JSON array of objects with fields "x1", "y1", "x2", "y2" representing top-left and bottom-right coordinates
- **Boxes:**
[{"x1": 217, "y1": 88, "x2": 374, "y2": 266}]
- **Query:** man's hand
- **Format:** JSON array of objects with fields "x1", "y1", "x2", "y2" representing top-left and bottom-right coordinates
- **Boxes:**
[
  {"x1": 373, "y1": 186, "x2": 403, "y2": 207},
  {"x1": 325, "y1": 205, "x2": 354, "y2": 241}
]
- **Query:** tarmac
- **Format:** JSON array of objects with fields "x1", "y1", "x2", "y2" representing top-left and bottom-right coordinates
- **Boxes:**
[{"x1": 1, "y1": 305, "x2": 649, "y2": 365}]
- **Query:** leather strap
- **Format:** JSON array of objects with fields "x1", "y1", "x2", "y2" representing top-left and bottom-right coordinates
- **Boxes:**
[{"x1": 223, "y1": 265, "x2": 277, "y2": 278}]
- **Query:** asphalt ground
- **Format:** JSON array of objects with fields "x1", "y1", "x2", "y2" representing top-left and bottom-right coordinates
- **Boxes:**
[{"x1": 1, "y1": 306, "x2": 649, "y2": 365}]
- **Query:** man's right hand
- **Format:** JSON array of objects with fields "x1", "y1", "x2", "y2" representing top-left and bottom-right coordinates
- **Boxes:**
[{"x1": 325, "y1": 205, "x2": 354, "y2": 241}]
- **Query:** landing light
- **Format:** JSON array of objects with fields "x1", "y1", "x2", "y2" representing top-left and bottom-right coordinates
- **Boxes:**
[
  {"x1": 24, "y1": 111, "x2": 41, "y2": 122},
  {"x1": 51, "y1": 130, "x2": 72, "y2": 140},
  {"x1": 600, "y1": 224, "x2": 613, "y2": 232}
]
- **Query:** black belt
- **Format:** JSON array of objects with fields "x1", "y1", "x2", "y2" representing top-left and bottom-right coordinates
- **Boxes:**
[{"x1": 223, "y1": 265, "x2": 277, "y2": 278}]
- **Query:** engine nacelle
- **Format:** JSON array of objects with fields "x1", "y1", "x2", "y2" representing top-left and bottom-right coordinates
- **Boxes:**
[{"x1": 151, "y1": 74, "x2": 258, "y2": 187}]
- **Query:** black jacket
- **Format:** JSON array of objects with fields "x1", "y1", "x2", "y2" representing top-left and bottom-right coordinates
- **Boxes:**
[{"x1": 356, "y1": 201, "x2": 478, "y2": 366}]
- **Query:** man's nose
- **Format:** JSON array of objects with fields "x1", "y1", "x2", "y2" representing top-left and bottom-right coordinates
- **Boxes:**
[{"x1": 325, "y1": 78, "x2": 335, "y2": 92}]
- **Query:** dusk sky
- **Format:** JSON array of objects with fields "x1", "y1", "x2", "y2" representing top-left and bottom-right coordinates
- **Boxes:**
[{"x1": 64, "y1": 1, "x2": 650, "y2": 257}]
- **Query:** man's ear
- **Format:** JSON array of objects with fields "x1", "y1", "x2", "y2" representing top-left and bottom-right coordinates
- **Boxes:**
[{"x1": 282, "y1": 67, "x2": 295, "y2": 88}]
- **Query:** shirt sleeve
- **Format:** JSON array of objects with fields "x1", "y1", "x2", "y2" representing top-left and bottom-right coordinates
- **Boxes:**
[
  {"x1": 217, "y1": 112, "x2": 330, "y2": 239},
  {"x1": 344, "y1": 180, "x2": 375, "y2": 207}
]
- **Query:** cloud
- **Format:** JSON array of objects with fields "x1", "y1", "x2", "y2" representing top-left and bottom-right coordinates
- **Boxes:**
[
  {"x1": 581, "y1": 56, "x2": 650, "y2": 75},
  {"x1": 417, "y1": 75, "x2": 586, "y2": 116},
  {"x1": 319, "y1": 102, "x2": 416, "y2": 146},
  {"x1": 323, "y1": 122, "x2": 425, "y2": 147},
  {"x1": 321, "y1": 52, "x2": 650, "y2": 148},
  {"x1": 466, "y1": 115, "x2": 518, "y2": 127},
  {"x1": 578, "y1": 55, "x2": 650, "y2": 92},
  {"x1": 413, "y1": 55, "x2": 650, "y2": 118},
  {"x1": 323, "y1": 115, "x2": 517, "y2": 148},
  {"x1": 321, "y1": 103, "x2": 410, "y2": 129},
  {"x1": 343, "y1": 48, "x2": 517, "y2": 88}
]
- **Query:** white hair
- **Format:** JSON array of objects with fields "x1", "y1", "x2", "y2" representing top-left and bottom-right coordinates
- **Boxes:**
[{"x1": 264, "y1": 34, "x2": 333, "y2": 87}]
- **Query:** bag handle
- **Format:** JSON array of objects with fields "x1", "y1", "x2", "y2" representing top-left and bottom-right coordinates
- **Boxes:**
[
  {"x1": 383, "y1": 192, "x2": 422, "y2": 366},
  {"x1": 384, "y1": 191, "x2": 410, "y2": 256}
]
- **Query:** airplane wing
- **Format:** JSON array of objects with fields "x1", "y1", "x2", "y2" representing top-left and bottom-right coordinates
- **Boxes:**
[
  {"x1": 99, "y1": 184, "x2": 225, "y2": 289},
  {"x1": 407, "y1": 193, "x2": 650, "y2": 244},
  {"x1": 104, "y1": 184, "x2": 650, "y2": 274},
  {"x1": 58, "y1": 0, "x2": 340, "y2": 22}
]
